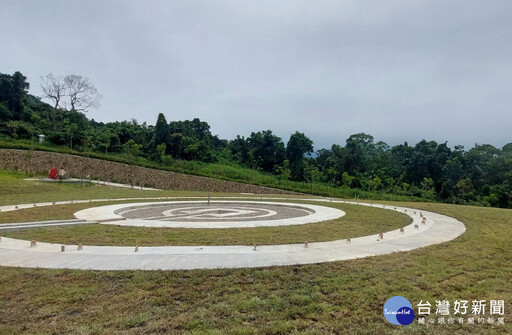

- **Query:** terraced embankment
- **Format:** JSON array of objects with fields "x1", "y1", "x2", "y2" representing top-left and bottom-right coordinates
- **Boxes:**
[{"x1": 0, "y1": 149, "x2": 296, "y2": 195}]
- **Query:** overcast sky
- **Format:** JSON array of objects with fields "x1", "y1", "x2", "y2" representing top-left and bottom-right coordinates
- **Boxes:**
[{"x1": 1, "y1": 1, "x2": 511, "y2": 151}]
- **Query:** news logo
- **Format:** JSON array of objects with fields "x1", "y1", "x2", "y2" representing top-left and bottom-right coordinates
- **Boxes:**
[{"x1": 383, "y1": 296, "x2": 415, "y2": 325}]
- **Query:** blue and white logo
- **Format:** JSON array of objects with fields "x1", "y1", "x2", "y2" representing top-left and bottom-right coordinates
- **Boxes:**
[{"x1": 383, "y1": 296, "x2": 415, "y2": 325}]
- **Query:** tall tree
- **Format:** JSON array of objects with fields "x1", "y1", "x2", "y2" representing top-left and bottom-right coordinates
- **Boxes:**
[
  {"x1": 345, "y1": 133, "x2": 375, "y2": 174},
  {"x1": 440, "y1": 157, "x2": 466, "y2": 201},
  {"x1": 286, "y1": 131, "x2": 314, "y2": 181},
  {"x1": 41, "y1": 73, "x2": 65, "y2": 110},
  {"x1": 154, "y1": 113, "x2": 171, "y2": 153},
  {"x1": 41, "y1": 73, "x2": 66, "y2": 128},
  {"x1": 229, "y1": 135, "x2": 250, "y2": 165},
  {"x1": 0, "y1": 72, "x2": 29, "y2": 120},
  {"x1": 11, "y1": 71, "x2": 29, "y2": 118},
  {"x1": 169, "y1": 132, "x2": 185, "y2": 158},
  {"x1": 465, "y1": 144, "x2": 500, "y2": 191},
  {"x1": 41, "y1": 74, "x2": 101, "y2": 113},
  {"x1": 247, "y1": 130, "x2": 285, "y2": 172},
  {"x1": 64, "y1": 75, "x2": 101, "y2": 112}
]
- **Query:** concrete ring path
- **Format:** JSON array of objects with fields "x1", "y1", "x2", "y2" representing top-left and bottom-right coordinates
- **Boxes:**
[{"x1": 0, "y1": 198, "x2": 466, "y2": 271}]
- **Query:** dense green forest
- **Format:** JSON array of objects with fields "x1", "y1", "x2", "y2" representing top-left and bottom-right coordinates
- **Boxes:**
[{"x1": 1, "y1": 71, "x2": 511, "y2": 208}]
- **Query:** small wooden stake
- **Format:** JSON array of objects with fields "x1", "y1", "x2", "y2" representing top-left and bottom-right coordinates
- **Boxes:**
[
  {"x1": 77, "y1": 244, "x2": 83, "y2": 251},
  {"x1": 30, "y1": 240, "x2": 36, "y2": 247}
]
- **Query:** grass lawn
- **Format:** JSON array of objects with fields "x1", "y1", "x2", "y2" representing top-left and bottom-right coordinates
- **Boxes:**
[{"x1": 0, "y1": 170, "x2": 511, "y2": 334}]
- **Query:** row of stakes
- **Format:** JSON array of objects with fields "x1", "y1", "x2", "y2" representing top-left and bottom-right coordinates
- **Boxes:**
[
  {"x1": 252, "y1": 216, "x2": 428, "y2": 249},
  {"x1": 24, "y1": 240, "x2": 84, "y2": 251},
  {"x1": 18, "y1": 224, "x2": 429, "y2": 253},
  {"x1": 15, "y1": 222, "x2": 423, "y2": 253}
]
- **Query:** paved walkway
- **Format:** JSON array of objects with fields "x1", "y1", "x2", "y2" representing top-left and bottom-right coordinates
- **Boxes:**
[{"x1": 0, "y1": 198, "x2": 466, "y2": 271}]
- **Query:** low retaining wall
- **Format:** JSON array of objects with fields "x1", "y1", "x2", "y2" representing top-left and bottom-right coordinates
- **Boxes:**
[{"x1": 0, "y1": 149, "x2": 296, "y2": 195}]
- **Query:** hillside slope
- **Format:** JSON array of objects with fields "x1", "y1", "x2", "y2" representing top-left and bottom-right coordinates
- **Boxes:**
[{"x1": 0, "y1": 149, "x2": 296, "y2": 195}]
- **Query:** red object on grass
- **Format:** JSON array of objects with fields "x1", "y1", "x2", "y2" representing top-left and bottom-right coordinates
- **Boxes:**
[{"x1": 49, "y1": 167, "x2": 58, "y2": 180}]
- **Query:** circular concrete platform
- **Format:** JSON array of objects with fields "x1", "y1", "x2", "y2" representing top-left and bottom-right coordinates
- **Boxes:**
[{"x1": 74, "y1": 201, "x2": 346, "y2": 228}]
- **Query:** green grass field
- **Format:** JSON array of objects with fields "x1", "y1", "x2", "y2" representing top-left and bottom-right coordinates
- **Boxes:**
[{"x1": 0, "y1": 170, "x2": 511, "y2": 334}]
